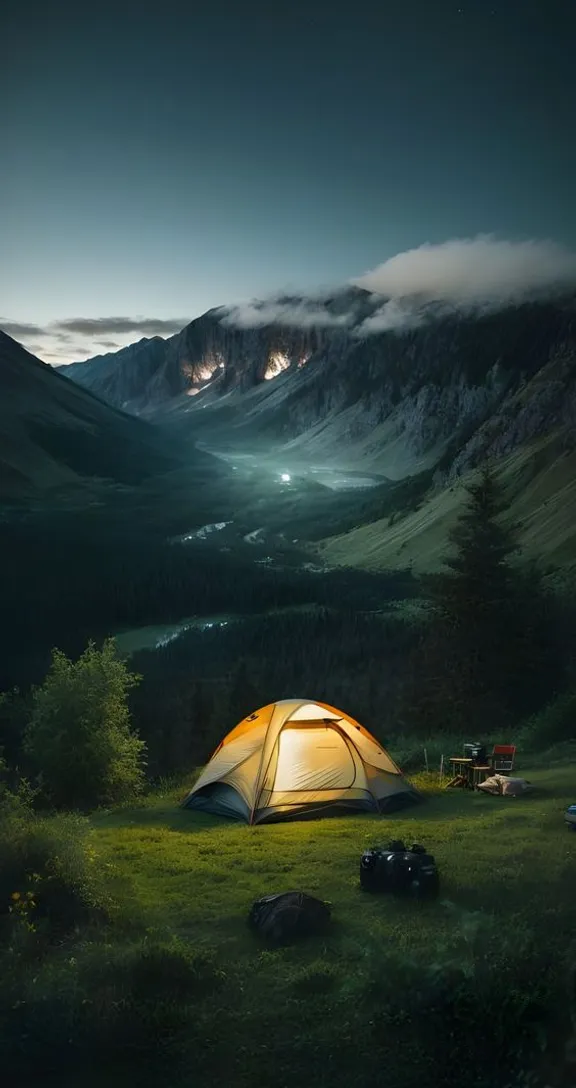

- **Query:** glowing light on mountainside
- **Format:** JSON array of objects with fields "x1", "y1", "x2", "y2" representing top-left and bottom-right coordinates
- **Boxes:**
[
  {"x1": 196, "y1": 355, "x2": 224, "y2": 381},
  {"x1": 183, "y1": 353, "x2": 225, "y2": 390},
  {"x1": 264, "y1": 351, "x2": 290, "y2": 380}
]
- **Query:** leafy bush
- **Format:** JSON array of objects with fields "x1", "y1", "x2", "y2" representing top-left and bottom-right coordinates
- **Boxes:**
[
  {"x1": 0, "y1": 811, "x2": 114, "y2": 945},
  {"x1": 0, "y1": 753, "x2": 36, "y2": 820},
  {"x1": 24, "y1": 640, "x2": 146, "y2": 811}
]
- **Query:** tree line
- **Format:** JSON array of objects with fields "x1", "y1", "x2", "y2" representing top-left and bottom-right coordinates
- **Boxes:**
[{"x1": 0, "y1": 468, "x2": 573, "y2": 808}]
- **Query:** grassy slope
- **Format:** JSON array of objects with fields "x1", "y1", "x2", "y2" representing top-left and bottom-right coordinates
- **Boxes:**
[
  {"x1": 89, "y1": 764, "x2": 576, "y2": 1086},
  {"x1": 318, "y1": 434, "x2": 576, "y2": 573}
]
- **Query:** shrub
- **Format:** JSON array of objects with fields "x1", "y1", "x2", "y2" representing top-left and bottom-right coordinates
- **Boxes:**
[
  {"x1": 0, "y1": 753, "x2": 36, "y2": 820},
  {"x1": 24, "y1": 640, "x2": 146, "y2": 811},
  {"x1": 0, "y1": 811, "x2": 114, "y2": 945}
]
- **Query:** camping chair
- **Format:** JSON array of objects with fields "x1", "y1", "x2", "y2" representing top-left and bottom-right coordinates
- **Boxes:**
[{"x1": 490, "y1": 745, "x2": 516, "y2": 774}]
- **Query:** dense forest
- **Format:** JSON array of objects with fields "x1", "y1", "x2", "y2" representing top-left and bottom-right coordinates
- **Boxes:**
[{"x1": 1, "y1": 467, "x2": 573, "y2": 784}]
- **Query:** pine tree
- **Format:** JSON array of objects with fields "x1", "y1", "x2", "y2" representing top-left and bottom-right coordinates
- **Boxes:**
[
  {"x1": 431, "y1": 468, "x2": 518, "y2": 633},
  {"x1": 399, "y1": 468, "x2": 563, "y2": 735}
]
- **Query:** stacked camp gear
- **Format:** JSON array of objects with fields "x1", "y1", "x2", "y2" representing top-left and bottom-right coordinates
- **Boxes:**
[
  {"x1": 565, "y1": 804, "x2": 576, "y2": 830},
  {"x1": 463, "y1": 742, "x2": 487, "y2": 765},
  {"x1": 360, "y1": 840, "x2": 440, "y2": 899}
]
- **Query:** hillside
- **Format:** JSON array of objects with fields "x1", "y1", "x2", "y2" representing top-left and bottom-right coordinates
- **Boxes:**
[
  {"x1": 0, "y1": 332, "x2": 181, "y2": 500},
  {"x1": 318, "y1": 433, "x2": 576, "y2": 574}
]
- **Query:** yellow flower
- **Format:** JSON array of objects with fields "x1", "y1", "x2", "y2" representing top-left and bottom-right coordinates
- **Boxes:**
[{"x1": 11, "y1": 891, "x2": 21, "y2": 901}]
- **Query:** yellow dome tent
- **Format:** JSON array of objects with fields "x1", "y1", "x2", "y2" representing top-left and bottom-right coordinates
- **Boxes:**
[{"x1": 183, "y1": 698, "x2": 419, "y2": 824}]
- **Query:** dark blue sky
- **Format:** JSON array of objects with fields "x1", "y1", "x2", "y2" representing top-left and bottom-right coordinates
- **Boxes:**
[{"x1": 2, "y1": 0, "x2": 576, "y2": 361}]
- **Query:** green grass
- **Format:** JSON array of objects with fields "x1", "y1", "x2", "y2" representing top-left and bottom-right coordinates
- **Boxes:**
[
  {"x1": 5, "y1": 766, "x2": 576, "y2": 1087},
  {"x1": 319, "y1": 432, "x2": 576, "y2": 574},
  {"x1": 93, "y1": 766, "x2": 576, "y2": 951},
  {"x1": 84, "y1": 766, "x2": 576, "y2": 1085}
]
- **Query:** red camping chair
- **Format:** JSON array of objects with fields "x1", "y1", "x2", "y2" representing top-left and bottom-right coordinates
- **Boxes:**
[{"x1": 491, "y1": 744, "x2": 516, "y2": 774}]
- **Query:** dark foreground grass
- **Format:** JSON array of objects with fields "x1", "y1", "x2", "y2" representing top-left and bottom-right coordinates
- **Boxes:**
[{"x1": 4, "y1": 767, "x2": 576, "y2": 1088}]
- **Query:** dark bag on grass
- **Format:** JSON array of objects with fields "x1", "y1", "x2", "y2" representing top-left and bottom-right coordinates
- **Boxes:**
[{"x1": 248, "y1": 891, "x2": 331, "y2": 944}]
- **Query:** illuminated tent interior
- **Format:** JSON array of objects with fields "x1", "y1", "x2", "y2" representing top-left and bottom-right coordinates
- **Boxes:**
[{"x1": 183, "y1": 699, "x2": 419, "y2": 824}]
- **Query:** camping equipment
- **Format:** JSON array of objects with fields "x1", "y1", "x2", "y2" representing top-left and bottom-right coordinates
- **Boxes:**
[
  {"x1": 476, "y1": 774, "x2": 531, "y2": 797},
  {"x1": 464, "y1": 742, "x2": 487, "y2": 764},
  {"x1": 248, "y1": 891, "x2": 331, "y2": 944},
  {"x1": 446, "y1": 756, "x2": 492, "y2": 789},
  {"x1": 183, "y1": 699, "x2": 419, "y2": 823},
  {"x1": 490, "y1": 744, "x2": 516, "y2": 773},
  {"x1": 360, "y1": 840, "x2": 440, "y2": 899},
  {"x1": 565, "y1": 805, "x2": 576, "y2": 830}
]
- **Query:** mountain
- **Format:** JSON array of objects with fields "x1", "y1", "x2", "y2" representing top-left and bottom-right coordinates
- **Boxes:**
[
  {"x1": 0, "y1": 331, "x2": 181, "y2": 500},
  {"x1": 61, "y1": 290, "x2": 576, "y2": 477},
  {"x1": 59, "y1": 336, "x2": 176, "y2": 413},
  {"x1": 56, "y1": 289, "x2": 377, "y2": 410},
  {"x1": 58, "y1": 289, "x2": 576, "y2": 571}
]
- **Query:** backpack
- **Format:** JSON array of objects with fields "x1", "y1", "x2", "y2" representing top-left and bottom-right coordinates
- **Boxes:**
[{"x1": 248, "y1": 891, "x2": 331, "y2": 944}]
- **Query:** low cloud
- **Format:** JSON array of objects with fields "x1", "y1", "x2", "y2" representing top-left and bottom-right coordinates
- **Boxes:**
[
  {"x1": 23, "y1": 343, "x2": 49, "y2": 357},
  {"x1": 0, "y1": 320, "x2": 44, "y2": 339},
  {"x1": 0, "y1": 315, "x2": 190, "y2": 364},
  {"x1": 53, "y1": 316, "x2": 188, "y2": 337},
  {"x1": 0, "y1": 316, "x2": 187, "y2": 343},
  {"x1": 220, "y1": 298, "x2": 350, "y2": 330},
  {"x1": 355, "y1": 236, "x2": 576, "y2": 334}
]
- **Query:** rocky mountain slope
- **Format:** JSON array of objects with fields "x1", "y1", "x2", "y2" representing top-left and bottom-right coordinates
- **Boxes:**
[
  {"x1": 57, "y1": 291, "x2": 373, "y2": 413},
  {"x1": 61, "y1": 290, "x2": 576, "y2": 485},
  {"x1": 0, "y1": 332, "x2": 182, "y2": 500},
  {"x1": 57, "y1": 286, "x2": 576, "y2": 572}
]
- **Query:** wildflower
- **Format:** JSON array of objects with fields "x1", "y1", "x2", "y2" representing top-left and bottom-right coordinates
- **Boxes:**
[{"x1": 10, "y1": 892, "x2": 21, "y2": 901}]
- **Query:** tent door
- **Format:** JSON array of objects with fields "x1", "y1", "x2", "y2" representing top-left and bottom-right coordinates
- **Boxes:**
[{"x1": 273, "y1": 724, "x2": 357, "y2": 792}]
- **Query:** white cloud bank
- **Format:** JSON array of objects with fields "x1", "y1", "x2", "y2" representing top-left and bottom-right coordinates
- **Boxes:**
[
  {"x1": 354, "y1": 235, "x2": 576, "y2": 334},
  {"x1": 219, "y1": 297, "x2": 350, "y2": 330}
]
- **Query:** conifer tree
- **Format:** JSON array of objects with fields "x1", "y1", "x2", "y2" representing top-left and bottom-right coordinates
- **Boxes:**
[{"x1": 399, "y1": 468, "x2": 563, "y2": 735}]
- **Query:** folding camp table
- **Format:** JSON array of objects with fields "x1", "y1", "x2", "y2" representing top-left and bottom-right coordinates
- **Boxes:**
[{"x1": 446, "y1": 757, "x2": 492, "y2": 789}]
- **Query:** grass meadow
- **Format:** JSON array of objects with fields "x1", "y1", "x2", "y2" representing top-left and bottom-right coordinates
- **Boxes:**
[{"x1": 4, "y1": 762, "x2": 574, "y2": 1087}]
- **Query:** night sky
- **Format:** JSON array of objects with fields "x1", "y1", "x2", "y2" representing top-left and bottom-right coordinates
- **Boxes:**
[{"x1": 2, "y1": 0, "x2": 576, "y2": 363}]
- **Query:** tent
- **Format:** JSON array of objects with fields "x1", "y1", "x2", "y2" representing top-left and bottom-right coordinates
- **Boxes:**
[{"x1": 183, "y1": 698, "x2": 419, "y2": 824}]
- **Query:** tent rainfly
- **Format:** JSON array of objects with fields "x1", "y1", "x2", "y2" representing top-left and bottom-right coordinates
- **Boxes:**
[{"x1": 183, "y1": 698, "x2": 419, "y2": 824}]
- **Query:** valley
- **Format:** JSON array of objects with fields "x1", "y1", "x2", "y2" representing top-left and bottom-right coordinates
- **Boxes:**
[
  {"x1": 4, "y1": 291, "x2": 576, "y2": 711},
  {"x1": 55, "y1": 291, "x2": 576, "y2": 581},
  {"x1": 4, "y1": 7, "x2": 576, "y2": 1083}
]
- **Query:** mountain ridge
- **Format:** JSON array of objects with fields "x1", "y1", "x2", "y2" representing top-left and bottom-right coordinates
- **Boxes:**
[
  {"x1": 53, "y1": 291, "x2": 576, "y2": 568},
  {"x1": 0, "y1": 331, "x2": 182, "y2": 500},
  {"x1": 56, "y1": 290, "x2": 576, "y2": 478}
]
